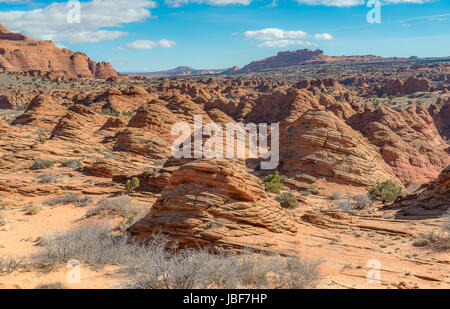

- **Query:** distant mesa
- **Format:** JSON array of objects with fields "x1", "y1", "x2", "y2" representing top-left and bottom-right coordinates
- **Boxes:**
[
  {"x1": 237, "y1": 49, "x2": 397, "y2": 73},
  {"x1": 130, "y1": 66, "x2": 228, "y2": 79},
  {"x1": 0, "y1": 24, "x2": 118, "y2": 79}
]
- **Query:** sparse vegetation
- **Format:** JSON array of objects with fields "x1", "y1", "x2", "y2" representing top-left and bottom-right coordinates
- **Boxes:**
[
  {"x1": 31, "y1": 159, "x2": 54, "y2": 170},
  {"x1": 0, "y1": 212, "x2": 6, "y2": 226},
  {"x1": 61, "y1": 159, "x2": 82, "y2": 169},
  {"x1": 261, "y1": 171, "x2": 284, "y2": 194},
  {"x1": 38, "y1": 134, "x2": 47, "y2": 144},
  {"x1": 275, "y1": 192, "x2": 299, "y2": 209},
  {"x1": 33, "y1": 222, "x2": 321, "y2": 288},
  {"x1": 352, "y1": 194, "x2": 372, "y2": 210},
  {"x1": 25, "y1": 203, "x2": 43, "y2": 215},
  {"x1": 413, "y1": 231, "x2": 450, "y2": 251},
  {"x1": 331, "y1": 190, "x2": 341, "y2": 200},
  {"x1": 44, "y1": 193, "x2": 93, "y2": 207},
  {"x1": 442, "y1": 209, "x2": 450, "y2": 232},
  {"x1": 101, "y1": 107, "x2": 120, "y2": 117},
  {"x1": 125, "y1": 177, "x2": 140, "y2": 194},
  {"x1": 368, "y1": 180, "x2": 402, "y2": 203},
  {"x1": 35, "y1": 282, "x2": 67, "y2": 289},
  {"x1": 336, "y1": 193, "x2": 372, "y2": 212},
  {"x1": 86, "y1": 196, "x2": 140, "y2": 218},
  {"x1": 35, "y1": 173, "x2": 59, "y2": 184},
  {"x1": 0, "y1": 255, "x2": 24, "y2": 274}
]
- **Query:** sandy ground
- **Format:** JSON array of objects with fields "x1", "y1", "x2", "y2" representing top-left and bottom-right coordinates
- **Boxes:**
[{"x1": 1, "y1": 192, "x2": 448, "y2": 289}]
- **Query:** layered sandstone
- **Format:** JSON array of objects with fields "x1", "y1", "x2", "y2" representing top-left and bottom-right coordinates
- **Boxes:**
[
  {"x1": 348, "y1": 106, "x2": 450, "y2": 184},
  {"x1": 129, "y1": 159, "x2": 299, "y2": 253},
  {"x1": 280, "y1": 110, "x2": 399, "y2": 191},
  {"x1": 0, "y1": 24, "x2": 118, "y2": 79},
  {"x1": 390, "y1": 165, "x2": 449, "y2": 218}
]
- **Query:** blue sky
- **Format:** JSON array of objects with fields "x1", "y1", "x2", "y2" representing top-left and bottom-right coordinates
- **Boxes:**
[{"x1": 0, "y1": 0, "x2": 449, "y2": 72}]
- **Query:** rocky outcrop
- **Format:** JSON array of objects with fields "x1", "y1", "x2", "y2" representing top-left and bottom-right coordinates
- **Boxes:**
[
  {"x1": 348, "y1": 106, "x2": 450, "y2": 184},
  {"x1": 12, "y1": 95, "x2": 66, "y2": 129},
  {"x1": 127, "y1": 102, "x2": 179, "y2": 136},
  {"x1": 429, "y1": 96, "x2": 450, "y2": 140},
  {"x1": 0, "y1": 24, "x2": 118, "y2": 79},
  {"x1": 114, "y1": 128, "x2": 171, "y2": 160},
  {"x1": 51, "y1": 105, "x2": 105, "y2": 141},
  {"x1": 280, "y1": 110, "x2": 400, "y2": 192},
  {"x1": 377, "y1": 77, "x2": 431, "y2": 96},
  {"x1": 390, "y1": 165, "x2": 449, "y2": 218},
  {"x1": 238, "y1": 49, "x2": 384, "y2": 73},
  {"x1": 129, "y1": 159, "x2": 299, "y2": 253}
]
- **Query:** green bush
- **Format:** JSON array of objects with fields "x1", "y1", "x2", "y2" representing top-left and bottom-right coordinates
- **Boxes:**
[
  {"x1": 125, "y1": 177, "x2": 140, "y2": 194},
  {"x1": 261, "y1": 171, "x2": 284, "y2": 194},
  {"x1": 368, "y1": 180, "x2": 402, "y2": 203},
  {"x1": 275, "y1": 192, "x2": 299, "y2": 209},
  {"x1": 38, "y1": 134, "x2": 46, "y2": 144}
]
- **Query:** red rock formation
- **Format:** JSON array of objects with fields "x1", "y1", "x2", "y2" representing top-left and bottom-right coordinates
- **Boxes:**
[
  {"x1": 0, "y1": 24, "x2": 118, "y2": 79},
  {"x1": 51, "y1": 105, "x2": 106, "y2": 141},
  {"x1": 127, "y1": 102, "x2": 178, "y2": 136},
  {"x1": 377, "y1": 77, "x2": 431, "y2": 95},
  {"x1": 12, "y1": 95, "x2": 66, "y2": 129},
  {"x1": 390, "y1": 165, "x2": 449, "y2": 218},
  {"x1": 129, "y1": 159, "x2": 298, "y2": 253},
  {"x1": 280, "y1": 110, "x2": 400, "y2": 192},
  {"x1": 348, "y1": 106, "x2": 450, "y2": 184},
  {"x1": 238, "y1": 49, "x2": 384, "y2": 73},
  {"x1": 114, "y1": 128, "x2": 171, "y2": 160},
  {"x1": 429, "y1": 96, "x2": 450, "y2": 140}
]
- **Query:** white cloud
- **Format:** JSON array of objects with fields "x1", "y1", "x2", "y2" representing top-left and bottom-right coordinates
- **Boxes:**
[
  {"x1": 256, "y1": 39, "x2": 318, "y2": 48},
  {"x1": 314, "y1": 32, "x2": 333, "y2": 40},
  {"x1": 243, "y1": 28, "x2": 308, "y2": 41},
  {"x1": 295, "y1": 0, "x2": 434, "y2": 6},
  {"x1": 127, "y1": 39, "x2": 176, "y2": 50},
  {"x1": 165, "y1": 0, "x2": 250, "y2": 7},
  {"x1": 0, "y1": 0, "x2": 156, "y2": 43}
]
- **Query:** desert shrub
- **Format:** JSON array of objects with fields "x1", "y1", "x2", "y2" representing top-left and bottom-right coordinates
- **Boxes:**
[
  {"x1": 0, "y1": 255, "x2": 24, "y2": 274},
  {"x1": 125, "y1": 177, "x2": 140, "y2": 194},
  {"x1": 118, "y1": 214, "x2": 140, "y2": 232},
  {"x1": 413, "y1": 232, "x2": 450, "y2": 251},
  {"x1": 38, "y1": 134, "x2": 46, "y2": 144},
  {"x1": 0, "y1": 212, "x2": 6, "y2": 226},
  {"x1": 36, "y1": 173, "x2": 59, "y2": 184},
  {"x1": 31, "y1": 159, "x2": 54, "y2": 170},
  {"x1": 33, "y1": 222, "x2": 321, "y2": 288},
  {"x1": 368, "y1": 180, "x2": 402, "y2": 203},
  {"x1": 353, "y1": 194, "x2": 372, "y2": 210},
  {"x1": 26, "y1": 203, "x2": 42, "y2": 215},
  {"x1": 275, "y1": 192, "x2": 299, "y2": 209},
  {"x1": 35, "y1": 282, "x2": 66, "y2": 289},
  {"x1": 61, "y1": 159, "x2": 82, "y2": 169},
  {"x1": 441, "y1": 209, "x2": 450, "y2": 232},
  {"x1": 336, "y1": 193, "x2": 371, "y2": 212},
  {"x1": 337, "y1": 193, "x2": 353, "y2": 212},
  {"x1": 271, "y1": 256, "x2": 322, "y2": 289},
  {"x1": 86, "y1": 196, "x2": 139, "y2": 217},
  {"x1": 125, "y1": 245, "x2": 322, "y2": 289},
  {"x1": 101, "y1": 108, "x2": 120, "y2": 117},
  {"x1": 331, "y1": 190, "x2": 341, "y2": 200},
  {"x1": 44, "y1": 193, "x2": 93, "y2": 207},
  {"x1": 261, "y1": 171, "x2": 284, "y2": 194},
  {"x1": 33, "y1": 222, "x2": 135, "y2": 269}
]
